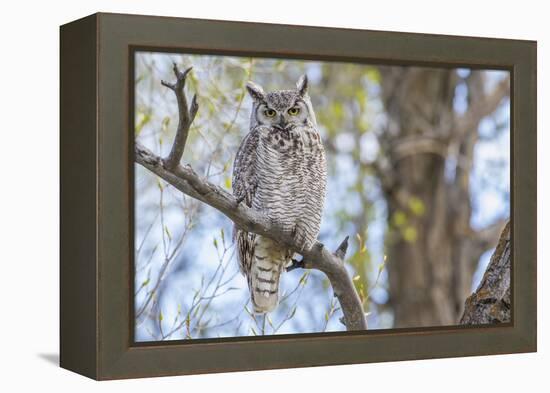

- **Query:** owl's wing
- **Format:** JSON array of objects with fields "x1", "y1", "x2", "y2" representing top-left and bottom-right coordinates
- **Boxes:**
[
  {"x1": 232, "y1": 129, "x2": 260, "y2": 207},
  {"x1": 232, "y1": 129, "x2": 260, "y2": 276}
]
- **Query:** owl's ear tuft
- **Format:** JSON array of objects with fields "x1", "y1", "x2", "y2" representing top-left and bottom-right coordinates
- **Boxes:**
[
  {"x1": 296, "y1": 75, "x2": 308, "y2": 97},
  {"x1": 246, "y1": 81, "x2": 265, "y2": 102}
]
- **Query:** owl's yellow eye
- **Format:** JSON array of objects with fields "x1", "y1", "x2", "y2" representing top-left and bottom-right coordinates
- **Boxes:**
[
  {"x1": 288, "y1": 107, "x2": 300, "y2": 116},
  {"x1": 264, "y1": 109, "x2": 276, "y2": 117}
]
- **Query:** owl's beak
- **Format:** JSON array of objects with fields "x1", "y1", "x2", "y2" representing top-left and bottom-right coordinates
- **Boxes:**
[{"x1": 276, "y1": 118, "x2": 288, "y2": 130}]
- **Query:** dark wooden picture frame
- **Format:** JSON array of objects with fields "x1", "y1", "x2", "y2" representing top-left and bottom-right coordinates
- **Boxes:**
[{"x1": 60, "y1": 12, "x2": 537, "y2": 380}]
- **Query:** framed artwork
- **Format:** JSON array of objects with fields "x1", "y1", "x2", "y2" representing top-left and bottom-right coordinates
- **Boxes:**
[{"x1": 60, "y1": 13, "x2": 537, "y2": 380}]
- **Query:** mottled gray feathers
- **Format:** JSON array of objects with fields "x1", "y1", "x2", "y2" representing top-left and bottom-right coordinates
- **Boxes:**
[{"x1": 232, "y1": 76, "x2": 326, "y2": 313}]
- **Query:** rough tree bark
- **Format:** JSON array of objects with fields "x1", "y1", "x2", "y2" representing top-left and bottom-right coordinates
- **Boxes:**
[
  {"x1": 135, "y1": 63, "x2": 367, "y2": 331},
  {"x1": 376, "y1": 67, "x2": 509, "y2": 327},
  {"x1": 460, "y1": 221, "x2": 511, "y2": 324}
]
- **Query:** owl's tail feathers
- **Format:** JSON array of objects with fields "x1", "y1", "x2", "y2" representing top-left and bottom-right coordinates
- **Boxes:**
[{"x1": 250, "y1": 238, "x2": 287, "y2": 314}]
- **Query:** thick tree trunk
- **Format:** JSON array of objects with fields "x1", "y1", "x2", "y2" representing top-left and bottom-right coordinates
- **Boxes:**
[
  {"x1": 460, "y1": 222, "x2": 511, "y2": 324},
  {"x1": 377, "y1": 67, "x2": 508, "y2": 328}
]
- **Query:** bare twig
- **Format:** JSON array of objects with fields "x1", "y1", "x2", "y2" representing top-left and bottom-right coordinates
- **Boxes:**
[
  {"x1": 161, "y1": 63, "x2": 199, "y2": 169},
  {"x1": 135, "y1": 63, "x2": 367, "y2": 331},
  {"x1": 135, "y1": 190, "x2": 195, "y2": 322},
  {"x1": 272, "y1": 272, "x2": 309, "y2": 333}
]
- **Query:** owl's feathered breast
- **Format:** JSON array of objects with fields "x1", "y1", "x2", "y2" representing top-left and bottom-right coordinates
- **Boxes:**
[
  {"x1": 233, "y1": 124, "x2": 326, "y2": 248},
  {"x1": 254, "y1": 125, "x2": 324, "y2": 229}
]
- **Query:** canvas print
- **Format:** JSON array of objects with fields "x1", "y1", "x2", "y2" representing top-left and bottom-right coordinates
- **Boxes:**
[{"x1": 133, "y1": 51, "x2": 510, "y2": 342}]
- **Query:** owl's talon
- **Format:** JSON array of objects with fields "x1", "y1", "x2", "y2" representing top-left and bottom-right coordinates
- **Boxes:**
[
  {"x1": 286, "y1": 258, "x2": 304, "y2": 272},
  {"x1": 235, "y1": 195, "x2": 245, "y2": 206}
]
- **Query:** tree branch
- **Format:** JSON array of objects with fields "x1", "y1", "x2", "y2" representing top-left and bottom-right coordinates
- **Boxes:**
[
  {"x1": 460, "y1": 221, "x2": 511, "y2": 325},
  {"x1": 455, "y1": 73, "x2": 510, "y2": 138},
  {"x1": 135, "y1": 63, "x2": 367, "y2": 331},
  {"x1": 390, "y1": 134, "x2": 448, "y2": 161},
  {"x1": 161, "y1": 63, "x2": 199, "y2": 169},
  {"x1": 473, "y1": 218, "x2": 508, "y2": 251}
]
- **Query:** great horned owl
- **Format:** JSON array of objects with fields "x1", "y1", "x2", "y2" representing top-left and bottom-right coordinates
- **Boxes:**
[{"x1": 232, "y1": 75, "x2": 327, "y2": 313}]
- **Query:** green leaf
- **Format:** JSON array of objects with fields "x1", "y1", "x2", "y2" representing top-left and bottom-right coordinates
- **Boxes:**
[
  {"x1": 378, "y1": 256, "x2": 387, "y2": 273},
  {"x1": 409, "y1": 197, "x2": 426, "y2": 216},
  {"x1": 365, "y1": 67, "x2": 381, "y2": 84},
  {"x1": 332, "y1": 102, "x2": 344, "y2": 122},
  {"x1": 355, "y1": 89, "x2": 367, "y2": 108},
  {"x1": 403, "y1": 226, "x2": 418, "y2": 243},
  {"x1": 161, "y1": 116, "x2": 171, "y2": 133},
  {"x1": 392, "y1": 210, "x2": 407, "y2": 227},
  {"x1": 135, "y1": 111, "x2": 152, "y2": 136},
  {"x1": 185, "y1": 313, "x2": 191, "y2": 328},
  {"x1": 192, "y1": 304, "x2": 201, "y2": 318},
  {"x1": 135, "y1": 74, "x2": 145, "y2": 85},
  {"x1": 359, "y1": 287, "x2": 365, "y2": 303},
  {"x1": 356, "y1": 233, "x2": 367, "y2": 253},
  {"x1": 266, "y1": 315, "x2": 275, "y2": 329}
]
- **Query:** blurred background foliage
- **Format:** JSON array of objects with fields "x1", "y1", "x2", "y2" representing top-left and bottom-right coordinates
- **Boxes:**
[{"x1": 134, "y1": 52, "x2": 510, "y2": 341}]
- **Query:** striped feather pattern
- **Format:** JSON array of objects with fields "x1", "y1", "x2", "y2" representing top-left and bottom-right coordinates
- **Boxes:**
[{"x1": 233, "y1": 115, "x2": 326, "y2": 313}]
